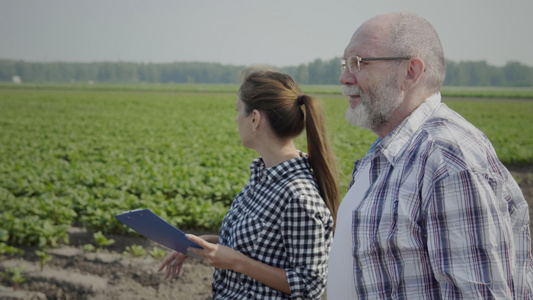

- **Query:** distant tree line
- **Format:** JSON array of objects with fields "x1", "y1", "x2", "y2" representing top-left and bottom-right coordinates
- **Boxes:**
[{"x1": 1, "y1": 58, "x2": 532, "y2": 87}]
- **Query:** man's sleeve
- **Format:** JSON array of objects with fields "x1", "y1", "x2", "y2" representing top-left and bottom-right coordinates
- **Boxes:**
[{"x1": 426, "y1": 169, "x2": 515, "y2": 298}]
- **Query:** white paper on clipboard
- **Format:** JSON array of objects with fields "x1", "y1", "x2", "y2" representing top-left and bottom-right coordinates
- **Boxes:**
[{"x1": 115, "y1": 209, "x2": 202, "y2": 255}]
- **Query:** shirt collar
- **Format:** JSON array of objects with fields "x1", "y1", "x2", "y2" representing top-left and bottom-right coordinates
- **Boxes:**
[
  {"x1": 249, "y1": 152, "x2": 311, "y2": 182},
  {"x1": 373, "y1": 92, "x2": 442, "y2": 165}
]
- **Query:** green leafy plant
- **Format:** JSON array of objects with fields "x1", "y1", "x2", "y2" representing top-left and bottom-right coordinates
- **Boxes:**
[
  {"x1": 149, "y1": 246, "x2": 166, "y2": 259},
  {"x1": 35, "y1": 248, "x2": 52, "y2": 271},
  {"x1": 0, "y1": 242, "x2": 24, "y2": 255},
  {"x1": 1, "y1": 265, "x2": 26, "y2": 291},
  {"x1": 93, "y1": 231, "x2": 115, "y2": 252},
  {"x1": 83, "y1": 243, "x2": 96, "y2": 253},
  {"x1": 0, "y1": 228, "x2": 24, "y2": 255},
  {"x1": 123, "y1": 244, "x2": 146, "y2": 257}
]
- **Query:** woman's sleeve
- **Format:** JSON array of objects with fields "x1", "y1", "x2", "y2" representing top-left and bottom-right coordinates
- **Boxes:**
[{"x1": 281, "y1": 180, "x2": 333, "y2": 299}]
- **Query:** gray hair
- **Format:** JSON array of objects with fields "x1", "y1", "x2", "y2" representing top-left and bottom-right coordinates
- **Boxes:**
[{"x1": 387, "y1": 12, "x2": 446, "y2": 93}]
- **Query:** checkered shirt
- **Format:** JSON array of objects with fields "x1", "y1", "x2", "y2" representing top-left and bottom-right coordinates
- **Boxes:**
[
  {"x1": 212, "y1": 155, "x2": 333, "y2": 299},
  {"x1": 329, "y1": 92, "x2": 533, "y2": 299}
]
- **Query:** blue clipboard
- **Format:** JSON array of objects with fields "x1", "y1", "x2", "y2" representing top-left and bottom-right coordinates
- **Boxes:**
[{"x1": 115, "y1": 209, "x2": 202, "y2": 255}]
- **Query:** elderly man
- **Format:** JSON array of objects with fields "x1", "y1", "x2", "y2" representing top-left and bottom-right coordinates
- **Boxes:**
[{"x1": 327, "y1": 12, "x2": 533, "y2": 299}]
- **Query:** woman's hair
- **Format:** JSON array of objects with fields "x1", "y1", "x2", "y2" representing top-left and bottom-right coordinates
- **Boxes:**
[{"x1": 238, "y1": 67, "x2": 340, "y2": 226}]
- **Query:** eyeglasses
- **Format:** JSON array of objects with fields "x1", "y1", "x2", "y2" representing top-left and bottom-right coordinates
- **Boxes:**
[{"x1": 341, "y1": 56, "x2": 411, "y2": 73}]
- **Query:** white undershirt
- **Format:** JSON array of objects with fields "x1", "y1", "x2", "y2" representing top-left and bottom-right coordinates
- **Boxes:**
[{"x1": 327, "y1": 161, "x2": 371, "y2": 299}]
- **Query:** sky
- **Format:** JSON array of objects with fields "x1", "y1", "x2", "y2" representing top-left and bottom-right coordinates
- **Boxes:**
[{"x1": 1, "y1": 0, "x2": 532, "y2": 68}]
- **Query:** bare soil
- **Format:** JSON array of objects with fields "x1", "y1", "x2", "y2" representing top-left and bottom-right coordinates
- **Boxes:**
[
  {"x1": 0, "y1": 228, "x2": 216, "y2": 300},
  {"x1": 1, "y1": 165, "x2": 532, "y2": 300}
]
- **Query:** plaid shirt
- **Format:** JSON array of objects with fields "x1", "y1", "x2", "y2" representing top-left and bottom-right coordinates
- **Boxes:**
[
  {"x1": 329, "y1": 93, "x2": 533, "y2": 299},
  {"x1": 213, "y1": 154, "x2": 333, "y2": 299}
]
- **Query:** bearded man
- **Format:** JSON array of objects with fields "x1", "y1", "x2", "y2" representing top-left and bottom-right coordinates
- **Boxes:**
[{"x1": 327, "y1": 11, "x2": 533, "y2": 299}]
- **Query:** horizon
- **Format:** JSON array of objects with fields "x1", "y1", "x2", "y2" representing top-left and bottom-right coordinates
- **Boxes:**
[
  {"x1": 1, "y1": 1, "x2": 532, "y2": 68},
  {"x1": 1, "y1": 57, "x2": 531, "y2": 69}
]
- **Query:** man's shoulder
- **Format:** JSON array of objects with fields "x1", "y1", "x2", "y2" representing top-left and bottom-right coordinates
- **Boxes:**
[
  {"x1": 417, "y1": 105, "x2": 488, "y2": 147},
  {"x1": 390, "y1": 99, "x2": 488, "y2": 161},
  {"x1": 406, "y1": 106, "x2": 501, "y2": 174}
]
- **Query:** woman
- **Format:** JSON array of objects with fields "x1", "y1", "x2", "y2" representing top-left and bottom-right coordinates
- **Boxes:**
[{"x1": 158, "y1": 68, "x2": 339, "y2": 299}]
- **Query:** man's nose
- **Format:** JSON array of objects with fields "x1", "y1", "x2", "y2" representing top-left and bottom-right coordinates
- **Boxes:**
[{"x1": 339, "y1": 69, "x2": 356, "y2": 85}]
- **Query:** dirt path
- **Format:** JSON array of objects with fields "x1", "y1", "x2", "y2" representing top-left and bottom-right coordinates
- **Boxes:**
[
  {"x1": 1, "y1": 228, "x2": 215, "y2": 300},
  {"x1": 1, "y1": 166, "x2": 532, "y2": 300}
]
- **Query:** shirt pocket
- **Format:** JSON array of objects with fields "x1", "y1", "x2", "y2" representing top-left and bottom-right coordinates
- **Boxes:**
[{"x1": 231, "y1": 213, "x2": 266, "y2": 256}]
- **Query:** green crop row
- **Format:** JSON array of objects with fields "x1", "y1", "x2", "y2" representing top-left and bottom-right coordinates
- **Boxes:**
[
  {"x1": 2, "y1": 82, "x2": 533, "y2": 98},
  {"x1": 0, "y1": 87, "x2": 532, "y2": 248}
]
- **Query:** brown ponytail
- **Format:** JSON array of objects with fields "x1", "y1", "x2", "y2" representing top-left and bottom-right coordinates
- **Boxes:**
[
  {"x1": 299, "y1": 95, "x2": 340, "y2": 228},
  {"x1": 239, "y1": 67, "x2": 340, "y2": 228}
]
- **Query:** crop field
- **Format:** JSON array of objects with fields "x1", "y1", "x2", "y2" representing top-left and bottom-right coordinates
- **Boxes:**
[{"x1": 1, "y1": 84, "x2": 533, "y2": 250}]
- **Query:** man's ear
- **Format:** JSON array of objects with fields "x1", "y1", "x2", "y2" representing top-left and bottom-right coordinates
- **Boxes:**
[{"x1": 402, "y1": 57, "x2": 425, "y2": 91}]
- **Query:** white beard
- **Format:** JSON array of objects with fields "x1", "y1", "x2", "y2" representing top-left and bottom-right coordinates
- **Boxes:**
[{"x1": 344, "y1": 74, "x2": 403, "y2": 133}]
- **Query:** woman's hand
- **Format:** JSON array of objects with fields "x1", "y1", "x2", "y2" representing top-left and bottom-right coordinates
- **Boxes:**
[
  {"x1": 186, "y1": 234, "x2": 291, "y2": 294},
  {"x1": 158, "y1": 250, "x2": 189, "y2": 279},
  {"x1": 186, "y1": 234, "x2": 246, "y2": 271},
  {"x1": 157, "y1": 234, "x2": 219, "y2": 280}
]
